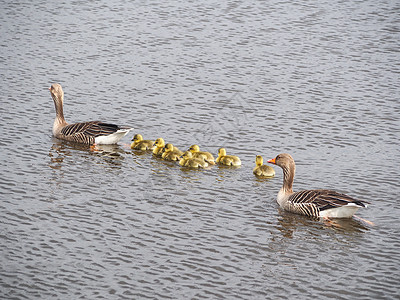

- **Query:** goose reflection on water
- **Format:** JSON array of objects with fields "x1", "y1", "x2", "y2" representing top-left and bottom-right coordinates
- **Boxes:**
[
  {"x1": 273, "y1": 209, "x2": 370, "y2": 240},
  {"x1": 48, "y1": 138, "x2": 129, "y2": 171}
]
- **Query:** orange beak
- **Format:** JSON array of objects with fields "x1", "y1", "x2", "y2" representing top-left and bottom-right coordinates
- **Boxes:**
[{"x1": 267, "y1": 158, "x2": 276, "y2": 164}]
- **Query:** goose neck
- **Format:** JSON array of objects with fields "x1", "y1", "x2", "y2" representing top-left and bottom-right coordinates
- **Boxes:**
[
  {"x1": 281, "y1": 164, "x2": 295, "y2": 193},
  {"x1": 52, "y1": 94, "x2": 67, "y2": 135},
  {"x1": 52, "y1": 94, "x2": 65, "y2": 121}
]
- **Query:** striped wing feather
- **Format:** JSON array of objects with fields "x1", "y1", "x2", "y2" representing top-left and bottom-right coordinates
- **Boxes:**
[
  {"x1": 61, "y1": 121, "x2": 120, "y2": 144},
  {"x1": 287, "y1": 189, "x2": 366, "y2": 217}
]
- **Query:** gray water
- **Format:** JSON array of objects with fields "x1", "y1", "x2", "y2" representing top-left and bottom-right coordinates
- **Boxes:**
[{"x1": 1, "y1": 0, "x2": 399, "y2": 299}]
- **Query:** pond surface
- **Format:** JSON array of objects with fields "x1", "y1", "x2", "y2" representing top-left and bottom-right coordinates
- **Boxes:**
[{"x1": 1, "y1": 0, "x2": 399, "y2": 299}]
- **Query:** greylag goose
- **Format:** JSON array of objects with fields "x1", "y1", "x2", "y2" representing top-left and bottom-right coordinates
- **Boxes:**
[
  {"x1": 131, "y1": 134, "x2": 154, "y2": 150},
  {"x1": 162, "y1": 143, "x2": 183, "y2": 161},
  {"x1": 268, "y1": 153, "x2": 368, "y2": 218},
  {"x1": 216, "y1": 148, "x2": 241, "y2": 166},
  {"x1": 188, "y1": 144, "x2": 216, "y2": 165},
  {"x1": 49, "y1": 83, "x2": 132, "y2": 145},
  {"x1": 179, "y1": 151, "x2": 209, "y2": 168},
  {"x1": 253, "y1": 155, "x2": 275, "y2": 178}
]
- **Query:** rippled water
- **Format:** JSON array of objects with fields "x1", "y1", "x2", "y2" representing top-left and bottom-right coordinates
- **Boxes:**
[{"x1": 1, "y1": 0, "x2": 399, "y2": 299}]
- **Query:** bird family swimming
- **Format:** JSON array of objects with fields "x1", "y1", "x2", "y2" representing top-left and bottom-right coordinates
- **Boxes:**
[
  {"x1": 49, "y1": 84, "x2": 369, "y2": 220},
  {"x1": 49, "y1": 83, "x2": 132, "y2": 145}
]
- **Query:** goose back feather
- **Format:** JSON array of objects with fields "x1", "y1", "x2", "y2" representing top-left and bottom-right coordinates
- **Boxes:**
[{"x1": 283, "y1": 189, "x2": 366, "y2": 218}]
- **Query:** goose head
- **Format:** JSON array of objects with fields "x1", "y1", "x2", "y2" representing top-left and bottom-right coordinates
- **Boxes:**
[
  {"x1": 49, "y1": 83, "x2": 64, "y2": 104},
  {"x1": 268, "y1": 153, "x2": 295, "y2": 169},
  {"x1": 268, "y1": 153, "x2": 295, "y2": 191}
]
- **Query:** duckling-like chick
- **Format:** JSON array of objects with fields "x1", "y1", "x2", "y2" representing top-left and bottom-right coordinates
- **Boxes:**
[
  {"x1": 153, "y1": 137, "x2": 166, "y2": 156},
  {"x1": 179, "y1": 151, "x2": 209, "y2": 168},
  {"x1": 162, "y1": 143, "x2": 184, "y2": 161},
  {"x1": 216, "y1": 148, "x2": 241, "y2": 166},
  {"x1": 188, "y1": 144, "x2": 216, "y2": 165},
  {"x1": 130, "y1": 134, "x2": 155, "y2": 150},
  {"x1": 253, "y1": 155, "x2": 275, "y2": 177}
]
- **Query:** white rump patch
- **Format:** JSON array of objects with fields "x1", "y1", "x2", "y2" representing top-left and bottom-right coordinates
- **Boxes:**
[
  {"x1": 320, "y1": 205, "x2": 360, "y2": 218},
  {"x1": 95, "y1": 128, "x2": 133, "y2": 145}
]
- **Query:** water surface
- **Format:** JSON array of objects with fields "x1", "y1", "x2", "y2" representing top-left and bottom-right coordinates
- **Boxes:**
[{"x1": 1, "y1": 0, "x2": 399, "y2": 299}]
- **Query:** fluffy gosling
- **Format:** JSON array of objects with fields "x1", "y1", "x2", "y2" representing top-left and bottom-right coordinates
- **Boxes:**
[
  {"x1": 188, "y1": 144, "x2": 215, "y2": 165},
  {"x1": 131, "y1": 134, "x2": 155, "y2": 150},
  {"x1": 162, "y1": 143, "x2": 183, "y2": 161},
  {"x1": 253, "y1": 155, "x2": 275, "y2": 177},
  {"x1": 179, "y1": 151, "x2": 209, "y2": 168},
  {"x1": 216, "y1": 148, "x2": 241, "y2": 166}
]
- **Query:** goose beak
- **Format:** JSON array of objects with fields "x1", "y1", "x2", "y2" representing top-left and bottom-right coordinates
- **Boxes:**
[{"x1": 267, "y1": 158, "x2": 276, "y2": 164}]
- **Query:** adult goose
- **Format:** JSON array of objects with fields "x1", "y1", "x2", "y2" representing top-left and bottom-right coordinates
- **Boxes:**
[
  {"x1": 268, "y1": 153, "x2": 368, "y2": 218},
  {"x1": 49, "y1": 83, "x2": 132, "y2": 145}
]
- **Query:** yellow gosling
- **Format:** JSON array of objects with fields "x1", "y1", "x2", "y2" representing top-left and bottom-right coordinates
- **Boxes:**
[
  {"x1": 162, "y1": 143, "x2": 183, "y2": 161},
  {"x1": 179, "y1": 151, "x2": 209, "y2": 168},
  {"x1": 216, "y1": 148, "x2": 241, "y2": 166},
  {"x1": 188, "y1": 144, "x2": 216, "y2": 165},
  {"x1": 153, "y1": 137, "x2": 166, "y2": 156},
  {"x1": 253, "y1": 155, "x2": 275, "y2": 177},
  {"x1": 130, "y1": 134, "x2": 155, "y2": 150}
]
